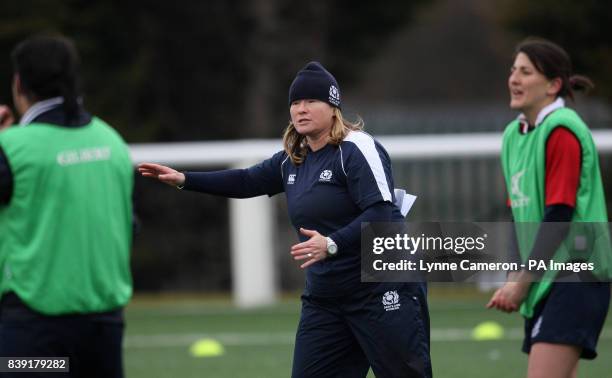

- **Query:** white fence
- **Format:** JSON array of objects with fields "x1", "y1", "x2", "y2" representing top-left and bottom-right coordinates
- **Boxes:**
[{"x1": 130, "y1": 131, "x2": 612, "y2": 307}]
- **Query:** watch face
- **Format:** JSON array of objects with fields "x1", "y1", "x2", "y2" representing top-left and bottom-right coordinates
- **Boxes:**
[{"x1": 328, "y1": 244, "x2": 338, "y2": 255}]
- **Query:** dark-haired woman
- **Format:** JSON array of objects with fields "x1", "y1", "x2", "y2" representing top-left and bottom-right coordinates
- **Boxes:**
[
  {"x1": 140, "y1": 61, "x2": 431, "y2": 378},
  {"x1": 488, "y1": 38, "x2": 611, "y2": 378}
]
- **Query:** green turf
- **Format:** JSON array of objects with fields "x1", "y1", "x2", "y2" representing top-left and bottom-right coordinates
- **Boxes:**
[{"x1": 124, "y1": 289, "x2": 612, "y2": 378}]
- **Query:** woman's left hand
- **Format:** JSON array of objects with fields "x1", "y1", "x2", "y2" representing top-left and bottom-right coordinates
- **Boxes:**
[
  {"x1": 291, "y1": 228, "x2": 328, "y2": 269},
  {"x1": 486, "y1": 271, "x2": 532, "y2": 313}
]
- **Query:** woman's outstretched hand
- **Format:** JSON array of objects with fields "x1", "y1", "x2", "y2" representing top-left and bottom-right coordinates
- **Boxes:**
[{"x1": 138, "y1": 163, "x2": 186, "y2": 187}]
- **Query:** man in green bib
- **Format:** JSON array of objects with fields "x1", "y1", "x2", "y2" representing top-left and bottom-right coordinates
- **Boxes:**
[{"x1": 0, "y1": 35, "x2": 133, "y2": 378}]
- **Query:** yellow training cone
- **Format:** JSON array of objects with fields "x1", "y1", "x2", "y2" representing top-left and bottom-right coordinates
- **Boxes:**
[
  {"x1": 472, "y1": 321, "x2": 504, "y2": 341},
  {"x1": 189, "y1": 338, "x2": 225, "y2": 357}
]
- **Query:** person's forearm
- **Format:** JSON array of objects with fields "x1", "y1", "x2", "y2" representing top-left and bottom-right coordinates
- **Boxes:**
[
  {"x1": 507, "y1": 218, "x2": 521, "y2": 271},
  {"x1": 525, "y1": 204, "x2": 574, "y2": 268},
  {"x1": 183, "y1": 169, "x2": 267, "y2": 198},
  {"x1": 329, "y1": 202, "x2": 394, "y2": 252}
]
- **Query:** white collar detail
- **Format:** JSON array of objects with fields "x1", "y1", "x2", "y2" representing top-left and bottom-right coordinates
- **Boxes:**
[
  {"x1": 517, "y1": 97, "x2": 565, "y2": 128},
  {"x1": 19, "y1": 97, "x2": 64, "y2": 126}
]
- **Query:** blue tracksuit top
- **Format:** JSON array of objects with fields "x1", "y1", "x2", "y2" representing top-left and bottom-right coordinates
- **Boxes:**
[{"x1": 184, "y1": 130, "x2": 404, "y2": 296}]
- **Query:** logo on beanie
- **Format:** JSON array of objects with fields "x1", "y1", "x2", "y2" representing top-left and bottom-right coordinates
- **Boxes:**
[{"x1": 329, "y1": 85, "x2": 340, "y2": 106}]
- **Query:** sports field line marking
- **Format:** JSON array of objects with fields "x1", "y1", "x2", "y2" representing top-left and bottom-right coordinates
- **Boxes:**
[
  {"x1": 126, "y1": 328, "x2": 612, "y2": 349},
  {"x1": 125, "y1": 332, "x2": 295, "y2": 348}
]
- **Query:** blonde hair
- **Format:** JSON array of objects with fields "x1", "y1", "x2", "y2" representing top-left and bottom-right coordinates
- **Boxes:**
[{"x1": 282, "y1": 107, "x2": 364, "y2": 165}]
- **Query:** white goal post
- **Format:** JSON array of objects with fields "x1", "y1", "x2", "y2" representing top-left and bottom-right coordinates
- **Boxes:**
[{"x1": 130, "y1": 131, "x2": 612, "y2": 307}]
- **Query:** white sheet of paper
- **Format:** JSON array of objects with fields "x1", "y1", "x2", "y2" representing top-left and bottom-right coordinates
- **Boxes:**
[
  {"x1": 393, "y1": 188, "x2": 417, "y2": 217},
  {"x1": 400, "y1": 193, "x2": 417, "y2": 217}
]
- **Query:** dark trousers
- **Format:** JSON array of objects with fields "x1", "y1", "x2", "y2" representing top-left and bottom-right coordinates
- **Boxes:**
[
  {"x1": 0, "y1": 293, "x2": 124, "y2": 378},
  {"x1": 522, "y1": 282, "x2": 611, "y2": 360},
  {"x1": 292, "y1": 282, "x2": 431, "y2": 378}
]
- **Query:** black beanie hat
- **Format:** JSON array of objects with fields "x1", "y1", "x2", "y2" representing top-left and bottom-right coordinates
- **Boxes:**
[{"x1": 288, "y1": 61, "x2": 341, "y2": 108}]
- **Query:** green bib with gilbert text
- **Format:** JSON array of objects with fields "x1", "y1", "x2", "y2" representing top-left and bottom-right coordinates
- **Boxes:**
[
  {"x1": 0, "y1": 118, "x2": 133, "y2": 315},
  {"x1": 501, "y1": 107, "x2": 611, "y2": 318}
]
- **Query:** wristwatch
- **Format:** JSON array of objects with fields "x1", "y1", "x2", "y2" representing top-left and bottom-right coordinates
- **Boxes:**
[{"x1": 326, "y1": 237, "x2": 338, "y2": 257}]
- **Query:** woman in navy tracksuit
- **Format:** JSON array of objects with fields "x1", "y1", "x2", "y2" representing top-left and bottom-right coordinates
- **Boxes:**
[{"x1": 140, "y1": 61, "x2": 431, "y2": 377}]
